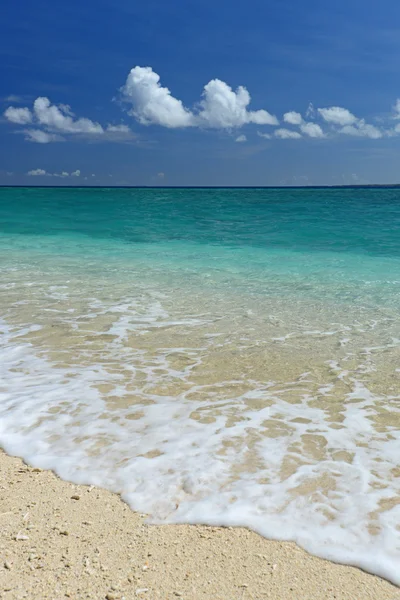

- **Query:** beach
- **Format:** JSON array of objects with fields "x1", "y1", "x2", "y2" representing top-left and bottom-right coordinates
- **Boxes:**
[
  {"x1": 1, "y1": 187, "x2": 400, "y2": 592},
  {"x1": 1, "y1": 449, "x2": 399, "y2": 600}
]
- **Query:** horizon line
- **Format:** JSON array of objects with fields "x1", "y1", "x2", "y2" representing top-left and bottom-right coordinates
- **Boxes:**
[{"x1": 1, "y1": 184, "x2": 400, "y2": 190}]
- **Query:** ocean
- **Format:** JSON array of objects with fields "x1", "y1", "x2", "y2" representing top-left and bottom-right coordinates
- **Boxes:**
[{"x1": 1, "y1": 186, "x2": 400, "y2": 583}]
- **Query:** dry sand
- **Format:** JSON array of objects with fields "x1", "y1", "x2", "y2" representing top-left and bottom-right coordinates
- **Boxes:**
[{"x1": 0, "y1": 450, "x2": 399, "y2": 600}]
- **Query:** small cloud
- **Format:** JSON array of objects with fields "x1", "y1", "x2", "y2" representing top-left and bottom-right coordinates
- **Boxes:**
[
  {"x1": 318, "y1": 105, "x2": 384, "y2": 138},
  {"x1": 257, "y1": 131, "x2": 272, "y2": 139},
  {"x1": 318, "y1": 106, "x2": 357, "y2": 126},
  {"x1": 3, "y1": 95, "x2": 25, "y2": 104},
  {"x1": 340, "y1": 122, "x2": 383, "y2": 139},
  {"x1": 283, "y1": 111, "x2": 302, "y2": 125},
  {"x1": 4, "y1": 97, "x2": 132, "y2": 144},
  {"x1": 274, "y1": 128, "x2": 302, "y2": 139},
  {"x1": 157, "y1": 172, "x2": 165, "y2": 179},
  {"x1": 300, "y1": 122, "x2": 325, "y2": 138},
  {"x1": 4, "y1": 106, "x2": 32, "y2": 125},
  {"x1": 235, "y1": 134, "x2": 247, "y2": 142},
  {"x1": 393, "y1": 99, "x2": 400, "y2": 119},
  {"x1": 107, "y1": 124, "x2": 131, "y2": 133},
  {"x1": 306, "y1": 103, "x2": 315, "y2": 119},
  {"x1": 24, "y1": 129, "x2": 65, "y2": 144},
  {"x1": 27, "y1": 168, "x2": 81, "y2": 177},
  {"x1": 27, "y1": 169, "x2": 48, "y2": 176}
]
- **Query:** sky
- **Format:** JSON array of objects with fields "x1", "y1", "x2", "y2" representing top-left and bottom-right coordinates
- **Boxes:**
[{"x1": 2, "y1": 0, "x2": 400, "y2": 186}]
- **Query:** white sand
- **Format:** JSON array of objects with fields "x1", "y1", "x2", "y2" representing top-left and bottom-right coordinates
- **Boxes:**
[{"x1": 1, "y1": 450, "x2": 399, "y2": 600}]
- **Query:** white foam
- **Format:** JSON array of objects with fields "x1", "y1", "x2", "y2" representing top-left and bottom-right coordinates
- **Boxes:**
[{"x1": 1, "y1": 316, "x2": 400, "y2": 586}]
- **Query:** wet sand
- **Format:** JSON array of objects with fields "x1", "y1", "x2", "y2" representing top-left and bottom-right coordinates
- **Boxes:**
[{"x1": 1, "y1": 450, "x2": 399, "y2": 600}]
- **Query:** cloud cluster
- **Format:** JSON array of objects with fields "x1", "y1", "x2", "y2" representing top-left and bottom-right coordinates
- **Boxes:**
[
  {"x1": 121, "y1": 66, "x2": 278, "y2": 130},
  {"x1": 275, "y1": 128, "x2": 302, "y2": 139},
  {"x1": 4, "y1": 97, "x2": 132, "y2": 143},
  {"x1": 317, "y1": 106, "x2": 383, "y2": 138},
  {"x1": 27, "y1": 169, "x2": 81, "y2": 177},
  {"x1": 282, "y1": 111, "x2": 325, "y2": 138},
  {"x1": 5, "y1": 65, "x2": 400, "y2": 145}
]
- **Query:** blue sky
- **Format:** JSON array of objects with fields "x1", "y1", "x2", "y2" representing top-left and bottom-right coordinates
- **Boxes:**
[{"x1": 2, "y1": 0, "x2": 400, "y2": 186}]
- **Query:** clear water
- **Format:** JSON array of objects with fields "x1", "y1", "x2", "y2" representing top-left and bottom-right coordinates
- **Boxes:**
[{"x1": 1, "y1": 187, "x2": 400, "y2": 583}]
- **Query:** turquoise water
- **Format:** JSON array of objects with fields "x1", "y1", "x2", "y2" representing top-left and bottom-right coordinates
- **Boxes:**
[{"x1": 1, "y1": 187, "x2": 400, "y2": 583}]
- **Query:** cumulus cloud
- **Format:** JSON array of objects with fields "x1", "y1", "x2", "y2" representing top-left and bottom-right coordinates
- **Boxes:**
[
  {"x1": 4, "y1": 106, "x2": 32, "y2": 124},
  {"x1": 27, "y1": 169, "x2": 48, "y2": 176},
  {"x1": 282, "y1": 110, "x2": 325, "y2": 138},
  {"x1": 4, "y1": 97, "x2": 131, "y2": 143},
  {"x1": 235, "y1": 134, "x2": 247, "y2": 142},
  {"x1": 283, "y1": 111, "x2": 302, "y2": 125},
  {"x1": 32, "y1": 97, "x2": 103, "y2": 134},
  {"x1": 121, "y1": 66, "x2": 193, "y2": 128},
  {"x1": 300, "y1": 122, "x2": 325, "y2": 138},
  {"x1": 318, "y1": 106, "x2": 358, "y2": 126},
  {"x1": 27, "y1": 169, "x2": 81, "y2": 177},
  {"x1": 275, "y1": 128, "x2": 302, "y2": 139},
  {"x1": 121, "y1": 66, "x2": 278, "y2": 130},
  {"x1": 197, "y1": 79, "x2": 278, "y2": 128},
  {"x1": 318, "y1": 105, "x2": 384, "y2": 138},
  {"x1": 340, "y1": 122, "x2": 383, "y2": 139}
]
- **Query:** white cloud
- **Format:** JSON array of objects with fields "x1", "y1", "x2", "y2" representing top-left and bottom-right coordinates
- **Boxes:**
[
  {"x1": 306, "y1": 103, "x2": 315, "y2": 119},
  {"x1": 4, "y1": 106, "x2": 32, "y2": 124},
  {"x1": 24, "y1": 129, "x2": 65, "y2": 144},
  {"x1": 27, "y1": 169, "x2": 81, "y2": 177},
  {"x1": 121, "y1": 66, "x2": 278, "y2": 129},
  {"x1": 33, "y1": 97, "x2": 103, "y2": 134},
  {"x1": 282, "y1": 110, "x2": 325, "y2": 138},
  {"x1": 318, "y1": 106, "x2": 357, "y2": 126},
  {"x1": 121, "y1": 66, "x2": 193, "y2": 128},
  {"x1": 197, "y1": 79, "x2": 278, "y2": 128},
  {"x1": 5, "y1": 97, "x2": 132, "y2": 144},
  {"x1": 157, "y1": 172, "x2": 165, "y2": 179},
  {"x1": 257, "y1": 131, "x2": 272, "y2": 139},
  {"x1": 235, "y1": 134, "x2": 247, "y2": 142},
  {"x1": 393, "y1": 99, "x2": 400, "y2": 119},
  {"x1": 27, "y1": 169, "x2": 48, "y2": 176},
  {"x1": 318, "y1": 105, "x2": 384, "y2": 138},
  {"x1": 283, "y1": 111, "x2": 302, "y2": 125},
  {"x1": 106, "y1": 124, "x2": 131, "y2": 133},
  {"x1": 340, "y1": 121, "x2": 383, "y2": 139},
  {"x1": 300, "y1": 122, "x2": 325, "y2": 138},
  {"x1": 274, "y1": 128, "x2": 302, "y2": 139}
]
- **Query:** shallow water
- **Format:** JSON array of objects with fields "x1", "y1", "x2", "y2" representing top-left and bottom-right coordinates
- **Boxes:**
[{"x1": 1, "y1": 187, "x2": 400, "y2": 583}]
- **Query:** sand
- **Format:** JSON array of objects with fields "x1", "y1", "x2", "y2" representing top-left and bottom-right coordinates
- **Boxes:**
[{"x1": 0, "y1": 450, "x2": 399, "y2": 600}]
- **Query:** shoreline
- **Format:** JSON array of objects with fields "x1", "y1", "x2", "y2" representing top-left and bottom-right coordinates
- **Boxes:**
[{"x1": 1, "y1": 450, "x2": 399, "y2": 599}]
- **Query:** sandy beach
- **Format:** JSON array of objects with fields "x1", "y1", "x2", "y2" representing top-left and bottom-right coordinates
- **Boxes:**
[{"x1": 0, "y1": 450, "x2": 398, "y2": 600}]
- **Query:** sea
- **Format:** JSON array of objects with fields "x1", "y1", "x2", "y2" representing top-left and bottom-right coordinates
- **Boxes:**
[{"x1": 1, "y1": 186, "x2": 400, "y2": 584}]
